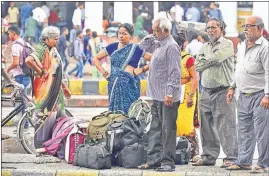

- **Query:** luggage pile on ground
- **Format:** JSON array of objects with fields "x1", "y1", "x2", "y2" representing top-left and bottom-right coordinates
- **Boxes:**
[{"x1": 47, "y1": 99, "x2": 191, "y2": 169}]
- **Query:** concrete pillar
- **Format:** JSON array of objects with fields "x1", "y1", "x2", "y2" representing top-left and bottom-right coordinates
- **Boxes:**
[
  {"x1": 153, "y1": 2, "x2": 159, "y2": 19},
  {"x1": 114, "y1": 2, "x2": 133, "y2": 24},
  {"x1": 252, "y1": 2, "x2": 269, "y2": 30},
  {"x1": 84, "y1": 2, "x2": 103, "y2": 35},
  {"x1": 219, "y1": 2, "x2": 238, "y2": 37}
]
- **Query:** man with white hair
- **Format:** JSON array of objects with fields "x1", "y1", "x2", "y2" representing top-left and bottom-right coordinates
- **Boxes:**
[{"x1": 138, "y1": 17, "x2": 181, "y2": 172}]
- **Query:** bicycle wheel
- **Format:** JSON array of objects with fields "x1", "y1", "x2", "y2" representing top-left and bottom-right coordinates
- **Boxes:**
[
  {"x1": 17, "y1": 108, "x2": 73, "y2": 154},
  {"x1": 17, "y1": 109, "x2": 36, "y2": 154}
]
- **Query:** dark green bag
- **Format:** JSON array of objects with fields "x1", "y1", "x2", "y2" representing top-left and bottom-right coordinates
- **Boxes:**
[{"x1": 87, "y1": 111, "x2": 127, "y2": 142}]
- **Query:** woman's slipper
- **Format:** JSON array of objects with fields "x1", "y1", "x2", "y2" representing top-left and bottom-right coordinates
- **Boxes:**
[
  {"x1": 226, "y1": 164, "x2": 252, "y2": 170},
  {"x1": 250, "y1": 166, "x2": 266, "y2": 173}
]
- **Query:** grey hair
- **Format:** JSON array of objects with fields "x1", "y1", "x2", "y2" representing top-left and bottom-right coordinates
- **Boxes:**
[
  {"x1": 153, "y1": 17, "x2": 172, "y2": 33},
  {"x1": 254, "y1": 16, "x2": 264, "y2": 29},
  {"x1": 40, "y1": 26, "x2": 60, "y2": 41},
  {"x1": 205, "y1": 17, "x2": 225, "y2": 31}
]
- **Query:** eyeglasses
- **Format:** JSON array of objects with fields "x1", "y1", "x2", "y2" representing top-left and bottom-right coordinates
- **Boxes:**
[
  {"x1": 205, "y1": 26, "x2": 218, "y2": 31},
  {"x1": 242, "y1": 24, "x2": 257, "y2": 29}
]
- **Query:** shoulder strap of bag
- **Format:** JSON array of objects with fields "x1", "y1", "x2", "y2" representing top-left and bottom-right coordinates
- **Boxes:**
[{"x1": 121, "y1": 44, "x2": 136, "y2": 71}]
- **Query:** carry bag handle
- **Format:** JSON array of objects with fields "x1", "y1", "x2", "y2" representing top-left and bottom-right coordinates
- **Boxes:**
[{"x1": 129, "y1": 119, "x2": 143, "y2": 137}]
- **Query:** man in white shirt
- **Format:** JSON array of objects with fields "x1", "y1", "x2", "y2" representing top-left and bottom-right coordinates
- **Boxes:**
[
  {"x1": 170, "y1": 2, "x2": 184, "y2": 23},
  {"x1": 186, "y1": 31, "x2": 203, "y2": 57},
  {"x1": 32, "y1": 4, "x2": 48, "y2": 43},
  {"x1": 41, "y1": 2, "x2": 50, "y2": 18},
  {"x1": 72, "y1": 2, "x2": 84, "y2": 30}
]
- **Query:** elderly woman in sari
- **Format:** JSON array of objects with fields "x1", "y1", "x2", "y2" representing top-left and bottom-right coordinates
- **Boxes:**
[
  {"x1": 93, "y1": 23, "x2": 152, "y2": 114},
  {"x1": 25, "y1": 26, "x2": 71, "y2": 150}
]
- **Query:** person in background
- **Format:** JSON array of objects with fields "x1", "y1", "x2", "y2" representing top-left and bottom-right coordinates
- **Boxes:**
[
  {"x1": 32, "y1": 3, "x2": 48, "y2": 43},
  {"x1": 83, "y1": 28, "x2": 92, "y2": 66},
  {"x1": 107, "y1": 3, "x2": 114, "y2": 24},
  {"x1": 200, "y1": 6, "x2": 210, "y2": 23},
  {"x1": 48, "y1": 5, "x2": 60, "y2": 26},
  {"x1": 6, "y1": 25, "x2": 33, "y2": 128},
  {"x1": 186, "y1": 2, "x2": 200, "y2": 22},
  {"x1": 2, "y1": 15, "x2": 10, "y2": 34},
  {"x1": 134, "y1": 13, "x2": 144, "y2": 36},
  {"x1": 170, "y1": 2, "x2": 184, "y2": 23},
  {"x1": 173, "y1": 32, "x2": 200, "y2": 162},
  {"x1": 72, "y1": 2, "x2": 83, "y2": 30},
  {"x1": 198, "y1": 33, "x2": 209, "y2": 44},
  {"x1": 69, "y1": 25, "x2": 77, "y2": 43},
  {"x1": 81, "y1": 5, "x2": 85, "y2": 29},
  {"x1": 186, "y1": 31, "x2": 204, "y2": 57},
  {"x1": 25, "y1": 12, "x2": 37, "y2": 45},
  {"x1": 8, "y1": 2, "x2": 19, "y2": 25},
  {"x1": 103, "y1": 16, "x2": 109, "y2": 34},
  {"x1": 58, "y1": 27, "x2": 69, "y2": 72},
  {"x1": 209, "y1": 3, "x2": 223, "y2": 20},
  {"x1": 68, "y1": 30, "x2": 85, "y2": 79},
  {"x1": 89, "y1": 31, "x2": 103, "y2": 79},
  {"x1": 41, "y1": 2, "x2": 50, "y2": 19},
  {"x1": 20, "y1": 2, "x2": 33, "y2": 37}
]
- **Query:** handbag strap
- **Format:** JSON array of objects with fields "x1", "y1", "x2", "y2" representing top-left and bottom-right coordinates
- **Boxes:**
[{"x1": 121, "y1": 44, "x2": 136, "y2": 71}]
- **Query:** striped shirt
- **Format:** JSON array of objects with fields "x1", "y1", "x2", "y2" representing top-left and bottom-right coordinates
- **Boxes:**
[
  {"x1": 139, "y1": 35, "x2": 181, "y2": 102},
  {"x1": 195, "y1": 36, "x2": 235, "y2": 88},
  {"x1": 234, "y1": 36, "x2": 269, "y2": 94}
]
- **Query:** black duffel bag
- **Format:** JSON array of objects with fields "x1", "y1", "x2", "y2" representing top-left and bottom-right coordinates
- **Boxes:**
[
  {"x1": 106, "y1": 118, "x2": 144, "y2": 154},
  {"x1": 73, "y1": 143, "x2": 111, "y2": 169},
  {"x1": 118, "y1": 143, "x2": 145, "y2": 168}
]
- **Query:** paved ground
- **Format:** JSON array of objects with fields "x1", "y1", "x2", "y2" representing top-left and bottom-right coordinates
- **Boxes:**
[{"x1": 2, "y1": 153, "x2": 267, "y2": 176}]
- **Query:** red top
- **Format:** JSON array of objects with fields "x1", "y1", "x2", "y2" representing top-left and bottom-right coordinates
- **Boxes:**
[
  {"x1": 49, "y1": 11, "x2": 60, "y2": 25},
  {"x1": 186, "y1": 56, "x2": 195, "y2": 69}
]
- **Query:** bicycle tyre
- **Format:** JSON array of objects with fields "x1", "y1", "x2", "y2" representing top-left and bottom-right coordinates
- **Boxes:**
[{"x1": 17, "y1": 108, "x2": 73, "y2": 154}]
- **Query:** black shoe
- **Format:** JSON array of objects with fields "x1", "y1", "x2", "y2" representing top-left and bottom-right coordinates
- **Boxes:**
[{"x1": 155, "y1": 165, "x2": 175, "y2": 172}]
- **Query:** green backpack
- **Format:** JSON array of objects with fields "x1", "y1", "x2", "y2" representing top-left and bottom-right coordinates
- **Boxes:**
[{"x1": 87, "y1": 111, "x2": 127, "y2": 142}]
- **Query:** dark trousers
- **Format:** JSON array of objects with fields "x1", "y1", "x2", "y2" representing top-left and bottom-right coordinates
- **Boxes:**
[{"x1": 147, "y1": 100, "x2": 180, "y2": 168}]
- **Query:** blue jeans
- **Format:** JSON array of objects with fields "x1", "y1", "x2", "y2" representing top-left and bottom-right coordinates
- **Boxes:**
[
  {"x1": 60, "y1": 51, "x2": 69, "y2": 72},
  {"x1": 35, "y1": 26, "x2": 42, "y2": 44},
  {"x1": 68, "y1": 58, "x2": 83, "y2": 78},
  {"x1": 15, "y1": 75, "x2": 30, "y2": 127},
  {"x1": 20, "y1": 17, "x2": 27, "y2": 38}
]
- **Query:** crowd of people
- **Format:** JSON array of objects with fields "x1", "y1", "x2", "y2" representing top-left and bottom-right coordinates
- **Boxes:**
[{"x1": 1, "y1": 1, "x2": 269, "y2": 174}]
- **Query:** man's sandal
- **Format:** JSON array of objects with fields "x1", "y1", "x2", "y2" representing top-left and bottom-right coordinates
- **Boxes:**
[
  {"x1": 220, "y1": 159, "x2": 235, "y2": 168},
  {"x1": 226, "y1": 164, "x2": 252, "y2": 170},
  {"x1": 250, "y1": 166, "x2": 267, "y2": 173}
]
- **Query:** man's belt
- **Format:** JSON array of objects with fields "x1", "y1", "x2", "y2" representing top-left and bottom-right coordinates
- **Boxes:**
[
  {"x1": 240, "y1": 90, "x2": 264, "y2": 97},
  {"x1": 203, "y1": 86, "x2": 229, "y2": 94}
]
